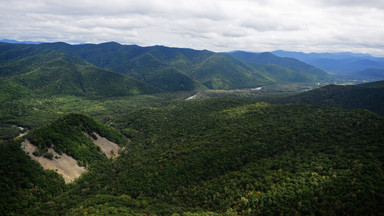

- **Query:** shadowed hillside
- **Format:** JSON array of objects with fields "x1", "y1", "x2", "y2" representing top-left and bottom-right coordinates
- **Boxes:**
[{"x1": 281, "y1": 80, "x2": 384, "y2": 115}]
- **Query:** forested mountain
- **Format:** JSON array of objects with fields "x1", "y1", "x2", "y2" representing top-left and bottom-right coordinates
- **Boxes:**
[
  {"x1": 0, "y1": 113, "x2": 127, "y2": 214},
  {"x1": 1, "y1": 41, "x2": 383, "y2": 215},
  {"x1": 1, "y1": 42, "x2": 336, "y2": 92},
  {"x1": 272, "y1": 50, "x2": 384, "y2": 79},
  {"x1": 351, "y1": 68, "x2": 384, "y2": 80},
  {"x1": 26, "y1": 113, "x2": 127, "y2": 166},
  {"x1": 37, "y1": 42, "x2": 334, "y2": 89},
  {"x1": 0, "y1": 39, "x2": 43, "y2": 44},
  {"x1": 230, "y1": 51, "x2": 332, "y2": 82},
  {"x1": 1, "y1": 98, "x2": 383, "y2": 215},
  {"x1": 281, "y1": 80, "x2": 384, "y2": 115},
  {"x1": 37, "y1": 42, "x2": 275, "y2": 89},
  {"x1": 0, "y1": 42, "x2": 160, "y2": 98}
]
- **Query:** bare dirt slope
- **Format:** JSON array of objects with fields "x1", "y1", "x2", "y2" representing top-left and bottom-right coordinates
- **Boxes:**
[
  {"x1": 20, "y1": 133, "x2": 119, "y2": 183},
  {"x1": 87, "y1": 133, "x2": 120, "y2": 159},
  {"x1": 21, "y1": 140, "x2": 86, "y2": 183}
]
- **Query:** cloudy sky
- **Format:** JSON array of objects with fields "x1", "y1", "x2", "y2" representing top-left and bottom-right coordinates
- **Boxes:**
[{"x1": 2, "y1": 0, "x2": 384, "y2": 56}]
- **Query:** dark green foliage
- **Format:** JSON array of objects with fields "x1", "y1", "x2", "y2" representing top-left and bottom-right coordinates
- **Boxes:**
[
  {"x1": 146, "y1": 67, "x2": 206, "y2": 91},
  {"x1": 27, "y1": 113, "x2": 127, "y2": 166},
  {"x1": 36, "y1": 42, "x2": 331, "y2": 90},
  {"x1": 194, "y1": 54, "x2": 272, "y2": 89},
  {"x1": 2, "y1": 42, "x2": 336, "y2": 93},
  {"x1": 1, "y1": 41, "x2": 383, "y2": 215},
  {"x1": 2, "y1": 97, "x2": 384, "y2": 215},
  {"x1": 0, "y1": 140, "x2": 65, "y2": 215},
  {"x1": 230, "y1": 51, "x2": 332, "y2": 82},
  {"x1": 0, "y1": 124, "x2": 20, "y2": 140},
  {"x1": 281, "y1": 80, "x2": 384, "y2": 115},
  {"x1": 251, "y1": 63, "x2": 314, "y2": 83},
  {"x1": 0, "y1": 42, "x2": 161, "y2": 98},
  {"x1": 27, "y1": 98, "x2": 380, "y2": 215}
]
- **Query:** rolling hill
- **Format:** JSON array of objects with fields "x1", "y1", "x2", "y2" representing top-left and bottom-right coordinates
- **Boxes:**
[
  {"x1": 0, "y1": 42, "x2": 160, "y2": 98},
  {"x1": 281, "y1": 80, "x2": 384, "y2": 115}
]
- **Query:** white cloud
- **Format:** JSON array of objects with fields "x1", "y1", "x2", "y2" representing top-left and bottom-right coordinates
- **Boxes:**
[{"x1": 1, "y1": 0, "x2": 384, "y2": 55}]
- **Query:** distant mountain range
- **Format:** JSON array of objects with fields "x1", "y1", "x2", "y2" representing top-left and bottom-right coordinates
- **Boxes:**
[
  {"x1": 0, "y1": 39, "x2": 43, "y2": 45},
  {"x1": 0, "y1": 41, "x2": 336, "y2": 96},
  {"x1": 36, "y1": 42, "x2": 280, "y2": 90},
  {"x1": 2, "y1": 39, "x2": 384, "y2": 81},
  {"x1": 272, "y1": 50, "x2": 384, "y2": 80},
  {"x1": 230, "y1": 51, "x2": 332, "y2": 83},
  {"x1": 0, "y1": 43, "x2": 160, "y2": 99}
]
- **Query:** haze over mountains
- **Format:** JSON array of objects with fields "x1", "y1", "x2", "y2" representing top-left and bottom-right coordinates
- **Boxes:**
[{"x1": 272, "y1": 50, "x2": 384, "y2": 80}]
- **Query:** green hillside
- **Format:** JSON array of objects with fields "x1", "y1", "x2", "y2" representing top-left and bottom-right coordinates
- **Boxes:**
[
  {"x1": 27, "y1": 113, "x2": 127, "y2": 166},
  {"x1": 230, "y1": 51, "x2": 332, "y2": 82},
  {"x1": 251, "y1": 63, "x2": 312, "y2": 83},
  {"x1": 0, "y1": 43, "x2": 73, "y2": 77},
  {"x1": 0, "y1": 43, "x2": 160, "y2": 98},
  {"x1": 281, "y1": 80, "x2": 384, "y2": 115},
  {"x1": 2, "y1": 98, "x2": 383, "y2": 215},
  {"x1": 2, "y1": 42, "x2": 336, "y2": 92},
  {"x1": 0, "y1": 139, "x2": 66, "y2": 215},
  {"x1": 2, "y1": 42, "x2": 335, "y2": 91},
  {"x1": 119, "y1": 52, "x2": 206, "y2": 91},
  {"x1": 0, "y1": 113, "x2": 127, "y2": 214},
  {"x1": 194, "y1": 54, "x2": 272, "y2": 89},
  {"x1": 39, "y1": 42, "x2": 329, "y2": 90},
  {"x1": 1, "y1": 41, "x2": 383, "y2": 216}
]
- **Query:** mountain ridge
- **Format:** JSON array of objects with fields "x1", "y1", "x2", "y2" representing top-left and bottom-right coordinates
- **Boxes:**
[
  {"x1": 34, "y1": 41, "x2": 333, "y2": 90},
  {"x1": 272, "y1": 50, "x2": 384, "y2": 79},
  {"x1": 0, "y1": 42, "x2": 161, "y2": 98},
  {"x1": 229, "y1": 51, "x2": 332, "y2": 83}
]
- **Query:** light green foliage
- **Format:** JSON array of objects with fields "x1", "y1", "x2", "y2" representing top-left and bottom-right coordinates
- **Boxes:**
[
  {"x1": 1, "y1": 42, "x2": 384, "y2": 216},
  {"x1": 27, "y1": 113, "x2": 127, "y2": 166}
]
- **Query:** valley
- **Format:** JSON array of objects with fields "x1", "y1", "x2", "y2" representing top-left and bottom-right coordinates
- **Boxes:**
[{"x1": 0, "y1": 41, "x2": 383, "y2": 215}]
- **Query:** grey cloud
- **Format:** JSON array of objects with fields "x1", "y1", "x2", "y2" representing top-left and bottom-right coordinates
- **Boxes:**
[
  {"x1": 1, "y1": 0, "x2": 384, "y2": 56},
  {"x1": 311, "y1": 0, "x2": 384, "y2": 9}
]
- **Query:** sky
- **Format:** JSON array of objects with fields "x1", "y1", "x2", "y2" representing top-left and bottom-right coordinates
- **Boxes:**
[{"x1": 1, "y1": 0, "x2": 384, "y2": 56}]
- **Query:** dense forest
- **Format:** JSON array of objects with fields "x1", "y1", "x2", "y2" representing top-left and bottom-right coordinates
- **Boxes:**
[
  {"x1": 280, "y1": 80, "x2": 384, "y2": 115},
  {"x1": 0, "y1": 41, "x2": 383, "y2": 215},
  {"x1": 1, "y1": 98, "x2": 384, "y2": 215}
]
